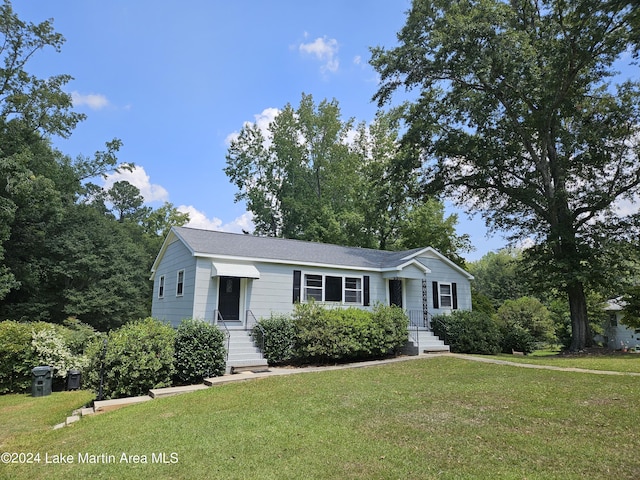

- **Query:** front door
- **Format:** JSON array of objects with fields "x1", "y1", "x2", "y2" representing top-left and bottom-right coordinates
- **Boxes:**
[
  {"x1": 218, "y1": 276, "x2": 241, "y2": 321},
  {"x1": 389, "y1": 279, "x2": 403, "y2": 308}
]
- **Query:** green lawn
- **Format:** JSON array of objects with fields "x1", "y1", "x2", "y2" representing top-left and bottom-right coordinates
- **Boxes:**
[
  {"x1": 2, "y1": 356, "x2": 639, "y2": 479},
  {"x1": 488, "y1": 352, "x2": 640, "y2": 373}
]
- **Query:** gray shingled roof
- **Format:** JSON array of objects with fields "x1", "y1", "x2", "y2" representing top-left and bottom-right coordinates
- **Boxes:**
[{"x1": 172, "y1": 226, "x2": 424, "y2": 270}]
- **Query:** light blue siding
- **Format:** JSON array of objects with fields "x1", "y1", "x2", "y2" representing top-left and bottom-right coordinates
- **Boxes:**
[{"x1": 151, "y1": 238, "x2": 197, "y2": 326}]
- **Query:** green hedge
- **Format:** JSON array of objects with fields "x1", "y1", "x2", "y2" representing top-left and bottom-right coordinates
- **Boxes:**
[
  {"x1": 174, "y1": 319, "x2": 226, "y2": 384},
  {"x1": 252, "y1": 313, "x2": 295, "y2": 364},
  {"x1": 432, "y1": 311, "x2": 502, "y2": 355},
  {"x1": 257, "y1": 303, "x2": 409, "y2": 365},
  {"x1": 84, "y1": 317, "x2": 175, "y2": 399}
]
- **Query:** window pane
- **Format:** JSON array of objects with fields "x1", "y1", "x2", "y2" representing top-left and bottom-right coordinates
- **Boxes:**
[
  {"x1": 345, "y1": 277, "x2": 362, "y2": 303},
  {"x1": 345, "y1": 290, "x2": 361, "y2": 303},
  {"x1": 305, "y1": 275, "x2": 323, "y2": 301},
  {"x1": 440, "y1": 296, "x2": 452, "y2": 308},
  {"x1": 325, "y1": 276, "x2": 342, "y2": 302},
  {"x1": 440, "y1": 284, "x2": 451, "y2": 295}
]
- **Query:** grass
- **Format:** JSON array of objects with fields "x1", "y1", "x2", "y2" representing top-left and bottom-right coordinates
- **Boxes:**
[
  {"x1": 488, "y1": 352, "x2": 640, "y2": 373},
  {"x1": 1, "y1": 356, "x2": 640, "y2": 479}
]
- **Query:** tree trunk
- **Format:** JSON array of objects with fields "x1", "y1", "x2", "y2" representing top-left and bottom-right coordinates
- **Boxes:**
[{"x1": 567, "y1": 281, "x2": 590, "y2": 351}]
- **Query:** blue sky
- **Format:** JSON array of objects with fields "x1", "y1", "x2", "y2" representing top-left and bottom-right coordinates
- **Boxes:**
[{"x1": 13, "y1": 1, "x2": 567, "y2": 261}]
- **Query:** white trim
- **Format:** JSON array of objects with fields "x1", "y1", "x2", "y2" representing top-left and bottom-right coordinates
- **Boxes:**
[
  {"x1": 438, "y1": 282, "x2": 453, "y2": 309},
  {"x1": 176, "y1": 269, "x2": 185, "y2": 297},
  {"x1": 302, "y1": 272, "x2": 363, "y2": 305},
  {"x1": 158, "y1": 275, "x2": 165, "y2": 299},
  {"x1": 211, "y1": 261, "x2": 260, "y2": 279},
  {"x1": 402, "y1": 247, "x2": 474, "y2": 280}
]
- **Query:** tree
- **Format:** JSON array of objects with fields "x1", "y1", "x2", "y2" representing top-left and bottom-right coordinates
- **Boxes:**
[
  {"x1": 468, "y1": 249, "x2": 527, "y2": 308},
  {"x1": 225, "y1": 93, "x2": 471, "y2": 257},
  {"x1": 371, "y1": 0, "x2": 640, "y2": 350}
]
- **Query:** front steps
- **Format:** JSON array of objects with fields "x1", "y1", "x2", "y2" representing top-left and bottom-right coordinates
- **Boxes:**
[
  {"x1": 405, "y1": 330, "x2": 450, "y2": 354},
  {"x1": 225, "y1": 328, "x2": 269, "y2": 374}
]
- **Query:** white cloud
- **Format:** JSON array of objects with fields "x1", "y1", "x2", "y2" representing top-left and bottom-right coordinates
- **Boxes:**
[
  {"x1": 102, "y1": 165, "x2": 169, "y2": 203},
  {"x1": 225, "y1": 107, "x2": 281, "y2": 146},
  {"x1": 299, "y1": 36, "x2": 339, "y2": 73},
  {"x1": 178, "y1": 206, "x2": 254, "y2": 233},
  {"x1": 353, "y1": 55, "x2": 362, "y2": 65},
  {"x1": 71, "y1": 91, "x2": 110, "y2": 110}
]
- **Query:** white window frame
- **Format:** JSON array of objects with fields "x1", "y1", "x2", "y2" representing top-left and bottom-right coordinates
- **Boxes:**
[
  {"x1": 303, "y1": 273, "x2": 363, "y2": 304},
  {"x1": 438, "y1": 282, "x2": 453, "y2": 309},
  {"x1": 158, "y1": 275, "x2": 165, "y2": 299},
  {"x1": 176, "y1": 270, "x2": 185, "y2": 297}
]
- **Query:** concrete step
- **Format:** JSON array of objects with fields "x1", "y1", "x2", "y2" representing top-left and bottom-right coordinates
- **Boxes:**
[
  {"x1": 149, "y1": 384, "x2": 209, "y2": 399},
  {"x1": 94, "y1": 395, "x2": 152, "y2": 414}
]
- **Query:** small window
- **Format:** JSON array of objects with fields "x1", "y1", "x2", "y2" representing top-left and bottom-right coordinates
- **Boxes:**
[
  {"x1": 610, "y1": 314, "x2": 618, "y2": 327},
  {"x1": 344, "y1": 277, "x2": 362, "y2": 303},
  {"x1": 304, "y1": 274, "x2": 322, "y2": 301},
  {"x1": 439, "y1": 283, "x2": 452, "y2": 308},
  {"x1": 158, "y1": 275, "x2": 165, "y2": 298},
  {"x1": 325, "y1": 276, "x2": 342, "y2": 302},
  {"x1": 176, "y1": 270, "x2": 185, "y2": 296}
]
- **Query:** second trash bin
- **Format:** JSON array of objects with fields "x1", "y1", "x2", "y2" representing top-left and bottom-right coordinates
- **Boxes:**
[
  {"x1": 67, "y1": 369, "x2": 81, "y2": 390},
  {"x1": 31, "y1": 366, "x2": 52, "y2": 397}
]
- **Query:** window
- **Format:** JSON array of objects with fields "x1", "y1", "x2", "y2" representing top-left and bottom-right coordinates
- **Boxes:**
[
  {"x1": 303, "y1": 274, "x2": 363, "y2": 304},
  {"x1": 304, "y1": 274, "x2": 323, "y2": 301},
  {"x1": 439, "y1": 283, "x2": 452, "y2": 308},
  {"x1": 610, "y1": 314, "x2": 618, "y2": 327},
  {"x1": 176, "y1": 270, "x2": 184, "y2": 296},
  {"x1": 158, "y1": 275, "x2": 165, "y2": 298},
  {"x1": 345, "y1": 277, "x2": 362, "y2": 303}
]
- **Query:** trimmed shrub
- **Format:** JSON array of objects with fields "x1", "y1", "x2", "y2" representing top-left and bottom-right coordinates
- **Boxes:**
[
  {"x1": 496, "y1": 297, "x2": 555, "y2": 344},
  {"x1": 85, "y1": 318, "x2": 175, "y2": 399},
  {"x1": 174, "y1": 319, "x2": 226, "y2": 384},
  {"x1": 254, "y1": 313, "x2": 295, "y2": 365},
  {"x1": 370, "y1": 304, "x2": 409, "y2": 356},
  {"x1": 291, "y1": 303, "x2": 409, "y2": 363},
  {"x1": 432, "y1": 311, "x2": 502, "y2": 355},
  {"x1": 500, "y1": 323, "x2": 536, "y2": 354}
]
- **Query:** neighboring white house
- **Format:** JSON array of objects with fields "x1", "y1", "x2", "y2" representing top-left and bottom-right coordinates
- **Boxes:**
[
  {"x1": 603, "y1": 298, "x2": 640, "y2": 351},
  {"x1": 150, "y1": 227, "x2": 474, "y2": 369}
]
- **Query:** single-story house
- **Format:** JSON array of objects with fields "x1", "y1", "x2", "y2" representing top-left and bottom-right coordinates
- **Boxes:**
[
  {"x1": 150, "y1": 227, "x2": 474, "y2": 369},
  {"x1": 603, "y1": 298, "x2": 640, "y2": 351}
]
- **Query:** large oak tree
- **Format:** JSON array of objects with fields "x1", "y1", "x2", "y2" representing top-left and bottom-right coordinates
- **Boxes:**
[{"x1": 371, "y1": 0, "x2": 640, "y2": 350}]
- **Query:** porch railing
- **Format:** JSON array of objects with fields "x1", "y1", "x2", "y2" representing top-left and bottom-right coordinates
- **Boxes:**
[
  {"x1": 406, "y1": 310, "x2": 432, "y2": 331},
  {"x1": 214, "y1": 310, "x2": 230, "y2": 362},
  {"x1": 245, "y1": 310, "x2": 265, "y2": 353}
]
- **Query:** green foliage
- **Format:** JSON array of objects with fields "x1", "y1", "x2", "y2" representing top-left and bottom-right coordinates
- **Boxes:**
[
  {"x1": 0, "y1": 320, "x2": 92, "y2": 394},
  {"x1": 432, "y1": 311, "x2": 502, "y2": 355},
  {"x1": 371, "y1": 0, "x2": 640, "y2": 352},
  {"x1": 31, "y1": 325, "x2": 87, "y2": 379},
  {"x1": 496, "y1": 297, "x2": 555, "y2": 344},
  {"x1": 500, "y1": 323, "x2": 536, "y2": 355},
  {"x1": 291, "y1": 303, "x2": 408, "y2": 363},
  {"x1": 225, "y1": 94, "x2": 469, "y2": 257},
  {"x1": 622, "y1": 286, "x2": 640, "y2": 329},
  {"x1": 468, "y1": 249, "x2": 527, "y2": 308},
  {"x1": 173, "y1": 319, "x2": 226, "y2": 384},
  {"x1": 84, "y1": 318, "x2": 175, "y2": 399},
  {"x1": 254, "y1": 313, "x2": 296, "y2": 364},
  {"x1": 0, "y1": 321, "x2": 37, "y2": 394}
]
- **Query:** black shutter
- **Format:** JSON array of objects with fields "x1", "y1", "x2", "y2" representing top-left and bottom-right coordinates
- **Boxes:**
[
  {"x1": 432, "y1": 281, "x2": 439, "y2": 309},
  {"x1": 363, "y1": 276, "x2": 370, "y2": 306},
  {"x1": 293, "y1": 270, "x2": 301, "y2": 303},
  {"x1": 452, "y1": 282, "x2": 458, "y2": 309}
]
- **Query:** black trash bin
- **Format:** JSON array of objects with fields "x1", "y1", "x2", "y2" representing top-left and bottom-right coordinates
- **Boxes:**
[
  {"x1": 67, "y1": 369, "x2": 81, "y2": 390},
  {"x1": 31, "y1": 366, "x2": 52, "y2": 397}
]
